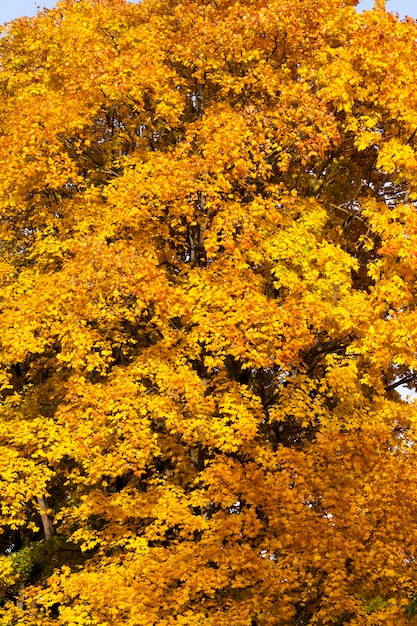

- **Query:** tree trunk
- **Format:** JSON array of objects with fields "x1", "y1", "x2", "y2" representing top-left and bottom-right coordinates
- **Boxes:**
[{"x1": 36, "y1": 495, "x2": 53, "y2": 540}]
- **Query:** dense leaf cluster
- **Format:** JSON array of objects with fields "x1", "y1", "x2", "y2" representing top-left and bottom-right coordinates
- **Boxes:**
[{"x1": 1, "y1": 0, "x2": 417, "y2": 624}]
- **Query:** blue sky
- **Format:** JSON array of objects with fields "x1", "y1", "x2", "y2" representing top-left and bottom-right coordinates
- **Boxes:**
[
  {"x1": 0, "y1": 1, "x2": 55, "y2": 24},
  {"x1": 0, "y1": 0, "x2": 416, "y2": 25},
  {"x1": 358, "y1": 0, "x2": 416, "y2": 14}
]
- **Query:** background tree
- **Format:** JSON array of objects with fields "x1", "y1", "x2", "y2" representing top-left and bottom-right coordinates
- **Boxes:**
[{"x1": 1, "y1": 0, "x2": 417, "y2": 624}]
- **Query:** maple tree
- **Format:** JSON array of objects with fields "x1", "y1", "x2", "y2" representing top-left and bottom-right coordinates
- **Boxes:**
[{"x1": 2, "y1": 0, "x2": 417, "y2": 623}]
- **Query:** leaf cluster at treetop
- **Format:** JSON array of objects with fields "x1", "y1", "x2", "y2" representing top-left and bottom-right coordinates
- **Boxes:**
[{"x1": 1, "y1": 0, "x2": 417, "y2": 623}]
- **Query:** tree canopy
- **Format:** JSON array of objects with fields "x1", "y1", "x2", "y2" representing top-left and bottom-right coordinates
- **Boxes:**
[{"x1": 1, "y1": 0, "x2": 417, "y2": 623}]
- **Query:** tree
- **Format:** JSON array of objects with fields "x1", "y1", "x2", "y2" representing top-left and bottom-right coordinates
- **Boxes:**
[{"x1": 1, "y1": 0, "x2": 417, "y2": 623}]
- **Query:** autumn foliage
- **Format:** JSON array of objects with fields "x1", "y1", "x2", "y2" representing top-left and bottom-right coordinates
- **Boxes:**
[{"x1": 2, "y1": 0, "x2": 417, "y2": 623}]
